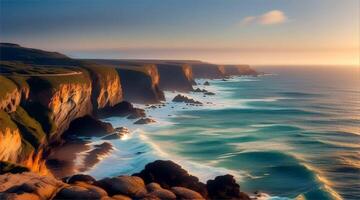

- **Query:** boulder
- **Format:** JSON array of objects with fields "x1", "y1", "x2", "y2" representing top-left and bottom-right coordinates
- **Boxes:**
[
  {"x1": 203, "y1": 81, "x2": 210, "y2": 86},
  {"x1": 146, "y1": 183, "x2": 176, "y2": 200},
  {"x1": 204, "y1": 92, "x2": 215, "y2": 95},
  {"x1": 133, "y1": 160, "x2": 207, "y2": 198},
  {"x1": 64, "y1": 115, "x2": 114, "y2": 137},
  {"x1": 134, "y1": 118, "x2": 156, "y2": 125},
  {"x1": 171, "y1": 187, "x2": 205, "y2": 200},
  {"x1": 99, "y1": 101, "x2": 146, "y2": 119},
  {"x1": 206, "y1": 174, "x2": 250, "y2": 200},
  {"x1": 111, "y1": 194, "x2": 132, "y2": 200},
  {"x1": 0, "y1": 172, "x2": 64, "y2": 200},
  {"x1": 96, "y1": 176, "x2": 147, "y2": 198},
  {"x1": 54, "y1": 182, "x2": 108, "y2": 200},
  {"x1": 67, "y1": 174, "x2": 96, "y2": 184},
  {"x1": 172, "y1": 94, "x2": 202, "y2": 105}
]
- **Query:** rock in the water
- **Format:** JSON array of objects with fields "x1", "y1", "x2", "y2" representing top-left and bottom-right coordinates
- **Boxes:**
[
  {"x1": 204, "y1": 92, "x2": 215, "y2": 95},
  {"x1": 99, "y1": 101, "x2": 146, "y2": 119},
  {"x1": 67, "y1": 174, "x2": 96, "y2": 184},
  {"x1": 203, "y1": 81, "x2": 210, "y2": 86},
  {"x1": 172, "y1": 94, "x2": 202, "y2": 105},
  {"x1": 133, "y1": 160, "x2": 207, "y2": 198},
  {"x1": 64, "y1": 115, "x2": 114, "y2": 137},
  {"x1": 171, "y1": 187, "x2": 205, "y2": 200},
  {"x1": 54, "y1": 182, "x2": 108, "y2": 200},
  {"x1": 96, "y1": 176, "x2": 147, "y2": 198},
  {"x1": 0, "y1": 172, "x2": 65, "y2": 200},
  {"x1": 134, "y1": 118, "x2": 156, "y2": 125},
  {"x1": 206, "y1": 174, "x2": 250, "y2": 200}
]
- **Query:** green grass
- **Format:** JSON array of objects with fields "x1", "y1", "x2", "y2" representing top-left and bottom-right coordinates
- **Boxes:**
[
  {"x1": 0, "y1": 75, "x2": 18, "y2": 102},
  {"x1": 0, "y1": 110, "x2": 18, "y2": 131},
  {"x1": 10, "y1": 106, "x2": 46, "y2": 148}
]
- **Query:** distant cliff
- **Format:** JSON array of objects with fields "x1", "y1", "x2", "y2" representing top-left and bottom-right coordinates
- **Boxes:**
[{"x1": 191, "y1": 63, "x2": 225, "y2": 79}]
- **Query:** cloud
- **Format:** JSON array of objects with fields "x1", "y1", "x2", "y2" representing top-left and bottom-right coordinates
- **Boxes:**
[{"x1": 241, "y1": 10, "x2": 288, "y2": 26}]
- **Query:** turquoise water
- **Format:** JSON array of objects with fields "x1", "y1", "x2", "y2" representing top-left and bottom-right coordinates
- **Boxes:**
[
  {"x1": 92, "y1": 66, "x2": 359, "y2": 200},
  {"x1": 148, "y1": 67, "x2": 359, "y2": 199}
]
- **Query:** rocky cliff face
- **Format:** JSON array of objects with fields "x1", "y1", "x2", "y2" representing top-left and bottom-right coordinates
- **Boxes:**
[
  {"x1": 0, "y1": 76, "x2": 21, "y2": 112},
  {"x1": 191, "y1": 63, "x2": 225, "y2": 79},
  {"x1": 157, "y1": 63, "x2": 195, "y2": 92},
  {"x1": 81, "y1": 63, "x2": 123, "y2": 111},
  {"x1": 117, "y1": 65, "x2": 165, "y2": 104},
  {"x1": 222, "y1": 65, "x2": 258, "y2": 76}
]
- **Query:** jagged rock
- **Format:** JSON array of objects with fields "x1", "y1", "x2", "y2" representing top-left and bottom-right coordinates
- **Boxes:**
[
  {"x1": 67, "y1": 174, "x2": 96, "y2": 184},
  {"x1": 0, "y1": 172, "x2": 65, "y2": 200},
  {"x1": 206, "y1": 174, "x2": 250, "y2": 200},
  {"x1": 134, "y1": 118, "x2": 156, "y2": 125},
  {"x1": 99, "y1": 101, "x2": 146, "y2": 119},
  {"x1": 64, "y1": 115, "x2": 114, "y2": 137},
  {"x1": 96, "y1": 176, "x2": 147, "y2": 198},
  {"x1": 203, "y1": 81, "x2": 210, "y2": 86},
  {"x1": 54, "y1": 181, "x2": 108, "y2": 200},
  {"x1": 133, "y1": 160, "x2": 207, "y2": 198},
  {"x1": 172, "y1": 94, "x2": 202, "y2": 105},
  {"x1": 171, "y1": 187, "x2": 205, "y2": 200}
]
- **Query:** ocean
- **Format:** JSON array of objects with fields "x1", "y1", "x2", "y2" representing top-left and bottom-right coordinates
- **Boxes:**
[{"x1": 85, "y1": 66, "x2": 360, "y2": 200}]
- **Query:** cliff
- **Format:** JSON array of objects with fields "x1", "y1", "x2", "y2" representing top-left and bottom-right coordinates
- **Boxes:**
[
  {"x1": 116, "y1": 64, "x2": 165, "y2": 104},
  {"x1": 88, "y1": 59, "x2": 166, "y2": 104},
  {"x1": 222, "y1": 65, "x2": 258, "y2": 76},
  {"x1": 191, "y1": 63, "x2": 226, "y2": 79},
  {"x1": 157, "y1": 62, "x2": 195, "y2": 92}
]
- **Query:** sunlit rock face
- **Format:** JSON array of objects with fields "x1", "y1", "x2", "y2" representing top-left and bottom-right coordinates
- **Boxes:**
[
  {"x1": 0, "y1": 127, "x2": 22, "y2": 163},
  {"x1": 84, "y1": 64, "x2": 123, "y2": 110},
  {"x1": 117, "y1": 65, "x2": 165, "y2": 104},
  {"x1": 157, "y1": 63, "x2": 195, "y2": 92},
  {"x1": 222, "y1": 65, "x2": 258, "y2": 76},
  {"x1": 0, "y1": 76, "x2": 21, "y2": 113},
  {"x1": 25, "y1": 75, "x2": 93, "y2": 143},
  {"x1": 191, "y1": 63, "x2": 225, "y2": 79}
]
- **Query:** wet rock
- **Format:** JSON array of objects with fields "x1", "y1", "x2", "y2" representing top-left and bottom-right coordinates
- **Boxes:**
[
  {"x1": 96, "y1": 176, "x2": 147, "y2": 198},
  {"x1": 54, "y1": 182, "x2": 108, "y2": 200},
  {"x1": 206, "y1": 174, "x2": 250, "y2": 200},
  {"x1": 79, "y1": 142, "x2": 113, "y2": 172},
  {"x1": 204, "y1": 92, "x2": 215, "y2": 95},
  {"x1": 172, "y1": 94, "x2": 202, "y2": 105},
  {"x1": 222, "y1": 79, "x2": 228, "y2": 81},
  {"x1": 64, "y1": 115, "x2": 114, "y2": 137},
  {"x1": 67, "y1": 174, "x2": 96, "y2": 184},
  {"x1": 0, "y1": 172, "x2": 65, "y2": 200},
  {"x1": 100, "y1": 101, "x2": 146, "y2": 119},
  {"x1": 171, "y1": 187, "x2": 205, "y2": 200},
  {"x1": 133, "y1": 160, "x2": 207, "y2": 198},
  {"x1": 134, "y1": 118, "x2": 156, "y2": 125},
  {"x1": 203, "y1": 81, "x2": 210, "y2": 86}
]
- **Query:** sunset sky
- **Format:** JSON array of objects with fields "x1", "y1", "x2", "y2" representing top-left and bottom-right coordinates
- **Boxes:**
[{"x1": 0, "y1": 0, "x2": 359, "y2": 65}]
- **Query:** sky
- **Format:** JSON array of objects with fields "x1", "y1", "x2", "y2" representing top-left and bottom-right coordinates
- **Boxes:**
[{"x1": 0, "y1": 0, "x2": 359, "y2": 66}]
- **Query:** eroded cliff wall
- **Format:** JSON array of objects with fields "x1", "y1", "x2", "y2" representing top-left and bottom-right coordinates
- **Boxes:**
[{"x1": 157, "y1": 63, "x2": 195, "y2": 92}]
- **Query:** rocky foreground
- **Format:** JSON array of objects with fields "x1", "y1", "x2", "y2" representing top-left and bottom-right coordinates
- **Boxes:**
[{"x1": 0, "y1": 160, "x2": 250, "y2": 200}]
